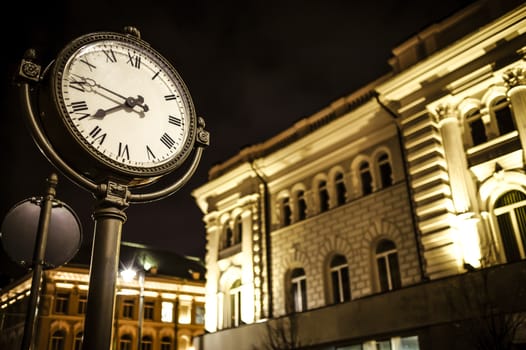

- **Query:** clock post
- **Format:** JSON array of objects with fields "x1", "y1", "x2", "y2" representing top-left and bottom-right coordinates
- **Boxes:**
[{"x1": 16, "y1": 27, "x2": 209, "y2": 350}]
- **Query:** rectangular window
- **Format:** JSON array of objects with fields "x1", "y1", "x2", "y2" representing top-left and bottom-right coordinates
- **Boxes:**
[
  {"x1": 178, "y1": 300, "x2": 191, "y2": 324},
  {"x1": 336, "y1": 345, "x2": 362, "y2": 350},
  {"x1": 77, "y1": 294, "x2": 87, "y2": 314},
  {"x1": 376, "y1": 339, "x2": 391, "y2": 350},
  {"x1": 161, "y1": 301, "x2": 174, "y2": 323},
  {"x1": 195, "y1": 304, "x2": 205, "y2": 324},
  {"x1": 144, "y1": 301, "x2": 154, "y2": 320},
  {"x1": 122, "y1": 299, "x2": 135, "y2": 319},
  {"x1": 338, "y1": 336, "x2": 420, "y2": 350},
  {"x1": 54, "y1": 293, "x2": 69, "y2": 314},
  {"x1": 399, "y1": 336, "x2": 420, "y2": 349}
]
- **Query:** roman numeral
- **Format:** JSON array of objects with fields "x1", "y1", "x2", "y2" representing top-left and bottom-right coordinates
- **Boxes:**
[
  {"x1": 146, "y1": 145, "x2": 156, "y2": 159},
  {"x1": 69, "y1": 78, "x2": 86, "y2": 92},
  {"x1": 152, "y1": 70, "x2": 160, "y2": 80},
  {"x1": 164, "y1": 94, "x2": 177, "y2": 101},
  {"x1": 127, "y1": 52, "x2": 141, "y2": 69},
  {"x1": 103, "y1": 49, "x2": 117, "y2": 63},
  {"x1": 88, "y1": 126, "x2": 107, "y2": 145},
  {"x1": 77, "y1": 113, "x2": 91, "y2": 121},
  {"x1": 80, "y1": 58, "x2": 96, "y2": 71},
  {"x1": 118, "y1": 142, "x2": 130, "y2": 159},
  {"x1": 160, "y1": 133, "x2": 175, "y2": 149},
  {"x1": 69, "y1": 101, "x2": 88, "y2": 113},
  {"x1": 168, "y1": 115, "x2": 182, "y2": 127}
]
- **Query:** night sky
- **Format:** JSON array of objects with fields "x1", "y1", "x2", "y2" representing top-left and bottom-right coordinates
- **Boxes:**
[{"x1": 1, "y1": 0, "x2": 477, "y2": 261}]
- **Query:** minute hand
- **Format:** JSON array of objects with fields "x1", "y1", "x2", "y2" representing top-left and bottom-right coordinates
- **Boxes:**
[
  {"x1": 95, "y1": 85, "x2": 149, "y2": 111},
  {"x1": 95, "y1": 83, "x2": 128, "y2": 101},
  {"x1": 73, "y1": 75, "x2": 149, "y2": 111}
]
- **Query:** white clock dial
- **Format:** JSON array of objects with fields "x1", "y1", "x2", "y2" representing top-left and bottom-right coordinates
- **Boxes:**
[{"x1": 58, "y1": 38, "x2": 193, "y2": 173}]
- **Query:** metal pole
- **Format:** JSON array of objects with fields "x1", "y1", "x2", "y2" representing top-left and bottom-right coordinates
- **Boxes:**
[
  {"x1": 82, "y1": 203, "x2": 127, "y2": 350},
  {"x1": 21, "y1": 173, "x2": 58, "y2": 350},
  {"x1": 137, "y1": 269, "x2": 145, "y2": 350}
]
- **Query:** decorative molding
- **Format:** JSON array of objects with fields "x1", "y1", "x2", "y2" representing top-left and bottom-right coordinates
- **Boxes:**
[{"x1": 502, "y1": 66, "x2": 526, "y2": 88}]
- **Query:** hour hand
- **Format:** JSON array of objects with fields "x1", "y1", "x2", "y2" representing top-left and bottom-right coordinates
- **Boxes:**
[{"x1": 91, "y1": 105, "x2": 123, "y2": 118}]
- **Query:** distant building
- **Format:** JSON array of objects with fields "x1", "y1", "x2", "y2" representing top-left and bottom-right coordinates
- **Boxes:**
[
  {"x1": 192, "y1": 1, "x2": 526, "y2": 349},
  {"x1": 0, "y1": 242, "x2": 206, "y2": 350}
]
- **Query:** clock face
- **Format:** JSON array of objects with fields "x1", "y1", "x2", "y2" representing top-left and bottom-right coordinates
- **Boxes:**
[{"x1": 50, "y1": 33, "x2": 196, "y2": 180}]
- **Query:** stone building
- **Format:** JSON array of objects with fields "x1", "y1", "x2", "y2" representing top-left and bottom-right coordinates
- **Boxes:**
[
  {"x1": 192, "y1": 1, "x2": 526, "y2": 349},
  {"x1": 0, "y1": 242, "x2": 206, "y2": 350}
]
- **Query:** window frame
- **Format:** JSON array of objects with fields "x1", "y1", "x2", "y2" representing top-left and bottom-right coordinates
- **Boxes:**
[
  {"x1": 334, "y1": 172, "x2": 347, "y2": 206},
  {"x1": 54, "y1": 292, "x2": 69, "y2": 314},
  {"x1": 493, "y1": 190, "x2": 526, "y2": 262},
  {"x1": 375, "y1": 239, "x2": 402, "y2": 292},
  {"x1": 318, "y1": 180, "x2": 330, "y2": 213},
  {"x1": 377, "y1": 152, "x2": 393, "y2": 189},
  {"x1": 290, "y1": 268, "x2": 307, "y2": 313},
  {"x1": 228, "y1": 280, "x2": 242, "y2": 327},
  {"x1": 49, "y1": 330, "x2": 66, "y2": 350},
  {"x1": 359, "y1": 161, "x2": 373, "y2": 195},
  {"x1": 329, "y1": 254, "x2": 351, "y2": 304},
  {"x1": 295, "y1": 189, "x2": 307, "y2": 221}
]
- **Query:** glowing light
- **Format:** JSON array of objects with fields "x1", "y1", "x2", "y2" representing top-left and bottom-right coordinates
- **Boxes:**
[
  {"x1": 161, "y1": 301, "x2": 174, "y2": 322},
  {"x1": 121, "y1": 268, "x2": 137, "y2": 282},
  {"x1": 451, "y1": 213, "x2": 482, "y2": 268}
]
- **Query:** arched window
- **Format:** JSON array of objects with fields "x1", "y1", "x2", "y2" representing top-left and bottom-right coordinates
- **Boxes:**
[
  {"x1": 290, "y1": 268, "x2": 307, "y2": 312},
  {"x1": 334, "y1": 172, "x2": 346, "y2": 206},
  {"x1": 318, "y1": 180, "x2": 329, "y2": 212},
  {"x1": 228, "y1": 280, "x2": 242, "y2": 327},
  {"x1": 329, "y1": 254, "x2": 351, "y2": 303},
  {"x1": 119, "y1": 334, "x2": 133, "y2": 350},
  {"x1": 494, "y1": 190, "x2": 526, "y2": 262},
  {"x1": 492, "y1": 97, "x2": 515, "y2": 136},
  {"x1": 377, "y1": 153, "x2": 393, "y2": 188},
  {"x1": 49, "y1": 330, "x2": 65, "y2": 350},
  {"x1": 359, "y1": 161, "x2": 373, "y2": 195},
  {"x1": 281, "y1": 197, "x2": 292, "y2": 226},
  {"x1": 220, "y1": 225, "x2": 233, "y2": 250},
  {"x1": 178, "y1": 335, "x2": 191, "y2": 350},
  {"x1": 466, "y1": 108, "x2": 487, "y2": 146},
  {"x1": 141, "y1": 335, "x2": 153, "y2": 350},
  {"x1": 233, "y1": 215, "x2": 243, "y2": 245},
  {"x1": 376, "y1": 239, "x2": 401, "y2": 292},
  {"x1": 74, "y1": 332, "x2": 83, "y2": 350},
  {"x1": 296, "y1": 190, "x2": 307, "y2": 221},
  {"x1": 160, "y1": 336, "x2": 172, "y2": 350}
]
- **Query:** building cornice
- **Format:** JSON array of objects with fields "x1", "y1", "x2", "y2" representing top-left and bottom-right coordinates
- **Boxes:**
[{"x1": 377, "y1": 3, "x2": 526, "y2": 101}]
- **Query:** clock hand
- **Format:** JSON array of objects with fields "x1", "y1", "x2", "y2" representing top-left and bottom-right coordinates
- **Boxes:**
[
  {"x1": 92, "y1": 105, "x2": 124, "y2": 118},
  {"x1": 73, "y1": 75, "x2": 149, "y2": 112},
  {"x1": 90, "y1": 95, "x2": 149, "y2": 118}
]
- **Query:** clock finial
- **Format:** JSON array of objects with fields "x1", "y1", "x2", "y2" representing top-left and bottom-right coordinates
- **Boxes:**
[{"x1": 123, "y1": 26, "x2": 141, "y2": 39}]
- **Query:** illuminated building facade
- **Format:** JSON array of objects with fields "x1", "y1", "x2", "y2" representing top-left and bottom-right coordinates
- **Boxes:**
[
  {"x1": 192, "y1": 1, "x2": 526, "y2": 349},
  {"x1": 0, "y1": 242, "x2": 206, "y2": 350}
]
